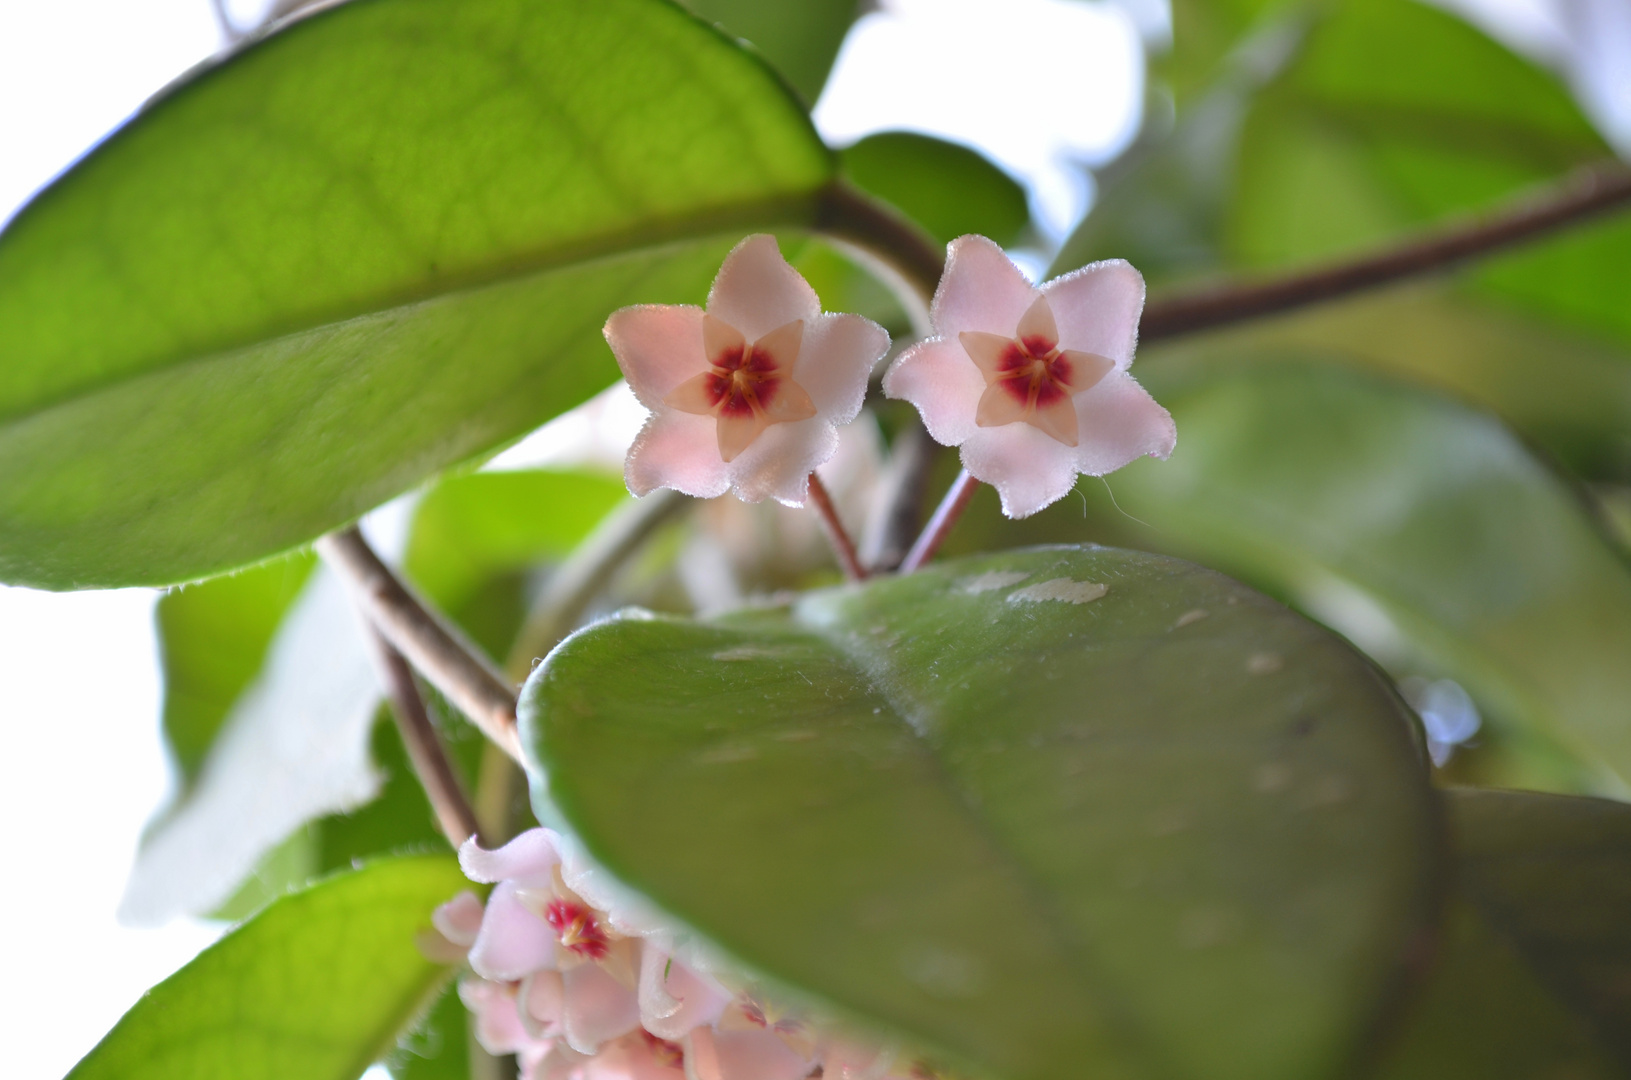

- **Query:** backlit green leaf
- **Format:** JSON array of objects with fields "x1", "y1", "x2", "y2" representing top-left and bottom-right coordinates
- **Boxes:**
[
  {"x1": 0, "y1": 0, "x2": 833, "y2": 590},
  {"x1": 70, "y1": 856, "x2": 467, "y2": 1080},
  {"x1": 524, "y1": 546, "x2": 1437, "y2": 1080}
]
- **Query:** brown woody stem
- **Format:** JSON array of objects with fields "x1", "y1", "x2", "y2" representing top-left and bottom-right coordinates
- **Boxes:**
[
  {"x1": 361, "y1": 624, "x2": 483, "y2": 847},
  {"x1": 806, "y1": 472, "x2": 869, "y2": 582},
  {"x1": 318, "y1": 526, "x2": 522, "y2": 763},
  {"x1": 899, "y1": 469, "x2": 980, "y2": 574},
  {"x1": 1140, "y1": 162, "x2": 1631, "y2": 340}
]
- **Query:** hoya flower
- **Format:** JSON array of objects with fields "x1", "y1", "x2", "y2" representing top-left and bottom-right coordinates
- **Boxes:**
[
  {"x1": 605, "y1": 234, "x2": 890, "y2": 506},
  {"x1": 883, "y1": 235, "x2": 1175, "y2": 518}
]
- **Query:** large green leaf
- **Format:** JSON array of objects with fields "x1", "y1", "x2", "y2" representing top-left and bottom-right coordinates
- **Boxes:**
[
  {"x1": 683, "y1": 0, "x2": 861, "y2": 104},
  {"x1": 71, "y1": 856, "x2": 467, "y2": 1080},
  {"x1": 1064, "y1": 362, "x2": 1631, "y2": 789},
  {"x1": 0, "y1": 0, "x2": 833, "y2": 590},
  {"x1": 523, "y1": 546, "x2": 1438, "y2": 1080}
]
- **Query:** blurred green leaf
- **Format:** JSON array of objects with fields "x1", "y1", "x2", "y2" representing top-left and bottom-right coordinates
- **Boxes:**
[
  {"x1": 389, "y1": 982, "x2": 472, "y2": 1080},
  {"x1": 1068, "y1": 361, "x2": 1631, "y2": 790},
  {"x1": 0, "y1": 0, "x2": 833, "y2": 590},
  {"x1": 70, "y1": 856, "x2": 466, "y2": 1080},
  {"x1": 1144, "y1": 282, "x2": 1631, "y2": 479},
  {"x1": 841, "y1": 132, "x2": 1030, "y2": 247},
  {"x1": 683, "y1": 0, "x2": 861, "y2": 104},
  {"x1": 525, "y1": 546, "x2": 1437, "y2": 1080},
  {"x1": 405, "y1": 470, "x2": 628, "y2": 618},
  {"x1": 1227, "y1": 0, "x2": 1631, "y2": 350},
  {"x1": 1382, "y1": 788, "x2": 1631, "y2": 1077},
  {"x1": 1377, "y1": 899, "x2": 1626, "y2": 1079},
  {"x1": 156, "y1": 551, "x2": 315, "y2": 792},
  {"x1": 1451, "y1": 788, "x2": 1631, "y2": 1061}
]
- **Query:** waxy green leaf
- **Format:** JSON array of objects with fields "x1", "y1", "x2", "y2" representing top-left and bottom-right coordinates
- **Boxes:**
[
  {"x1": 684, "y1": 0, "x2": 862, "y2": 104},
  {"x1": 1084, "y1": 363, "x2": 1631, "y2": 788},
  {"x1": 70, "y1": 856, "x2": 467, "y2": 1080},
  {"x1": 524, "y1": 546, "x2": 1437, "y2": 1080},
  {"x1": 0, "y1": 0, "x2": 832, "y2": 590}
]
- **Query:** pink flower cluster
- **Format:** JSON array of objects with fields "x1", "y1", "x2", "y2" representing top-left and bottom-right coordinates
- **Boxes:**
[{"x1": 431, "y1": 829, "x2": 912, "y2": 1080}]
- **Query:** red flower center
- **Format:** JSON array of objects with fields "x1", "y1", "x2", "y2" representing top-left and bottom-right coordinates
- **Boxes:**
[
  {"x1": 544, "y1": 899, "x2": 610, "y2": 959},
  {"x1": 994, "y1": 334, "x2": 1075, "y2": 410},
  {"x1": 705, "y1": 342, "x2": 787, "y2": 418}
]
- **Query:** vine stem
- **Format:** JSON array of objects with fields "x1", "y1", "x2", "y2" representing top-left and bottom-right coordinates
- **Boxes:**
[
  {"x1": 508, "y1": 489, "x2": 689, "y2": 672},
  {"x1": 1139, "y1": 162, "x2": 1631, "y2": 340},
  {"x1": 821, "y1": 162, "x2": 1631, "y2": 346},
  {"x1": 317, "y1": 526, "x2": 523, "y2": 763},
  {"x1": 899, "y1": 470, "x2": 980, "y2": 574},
  {"x1": 361, "y1": 624, "x2": 484, "y2": 847},
  {"x1": 806, "y1": 472, "x2": 868, "y2": 581}
]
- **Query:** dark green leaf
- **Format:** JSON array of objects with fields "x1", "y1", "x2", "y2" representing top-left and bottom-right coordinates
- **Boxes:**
[
  {"x1": 1069, "y1": 362, "x2": 1631, "y2": 789},
  {"x1": 0, "y1": 0, "x2": 833, "y2": 590},
  {"x1": 841, "y1": 132, "x2": 1030, "y2": 247},
  {"x1": 1376, "y1": 899, "x2": 1625, "y2": 1079},
  {"x1": 70, "y1": 856, "x2": 467, "y2": 1080},
  {"x1": 524, "y1": 546, "x2": 1437, "y2": 1080},
  {"x1": 1450, "y1": 788, "x2": 1631, "y2": 1062},
  {"x1": 683, "y1": 0, "x2": 861, "y2": 104}
]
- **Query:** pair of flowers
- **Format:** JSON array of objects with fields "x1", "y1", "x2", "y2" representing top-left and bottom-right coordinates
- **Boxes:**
[
  {"x1": 606, "y1": 234, "x2": 1174, "y2": 522},
  {"x1": 432, "y1": 829, "x2": 910, "y2": 1080}
]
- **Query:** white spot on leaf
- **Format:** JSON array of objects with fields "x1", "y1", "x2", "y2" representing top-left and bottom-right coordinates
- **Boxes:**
[
  {"x1": 1007, "y1": 578, "x2": 1108, "y2": 604},
  {"x1": 1173, "y1": 608, "x2": 1208, "y2": 629},
  {"x1": 1246, "y1": 652, "x2": 1283, "y2": 675},
  {"x1": 959, "y1": 570, "x2": 1031, "y2": 594}
]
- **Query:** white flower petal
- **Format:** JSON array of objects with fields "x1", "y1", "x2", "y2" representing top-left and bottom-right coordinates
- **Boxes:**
[
  {"x1": 460, "y1": 828, "x2": 562, "y2": 885},
  {"x1": 930, "y1": 234, "x2": 1037, "y2": 338},
  {"x1": 726, "y1": 418, "x2": 837, "y2": 506},
  {"x1": 1041, "y1": 258, "x2": 1145, "y2": 370},
  {"x1": 626, "y1": 412, "x2": 733, "y2": 499},
  {"x1": 469, "y1": 880, "x2": 559, "y2": 981},
  {"x1": 960, "y1": 424, "x2": 1084, "y2": 519},
  {"x1": 640, "y1": 949, "x2": 731, "y2": 1040},
  {"x1": 432, "y1": 890, "x2": 486, "y2": 949},
  {"x1": 882, "y1": 338, "x2": 985, "y2": 446},
  {"x1": 1071, "y1": 371, "x2": 1176, "y2": 475},
  {"x1": 795, "y1": 312, "x2": 891, "y2": 420},
  {"x1": 706, "y1": 235, "x2": 821, "y2": 342},
  {"x1": 563, "y1": 961, "x2": 642, "y2": 1054},
  {"x1": 605, "y1": 305, "x2": 709, "y2": 409}
]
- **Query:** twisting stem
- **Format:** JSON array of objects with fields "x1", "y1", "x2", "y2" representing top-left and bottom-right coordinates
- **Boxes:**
[
  {"x1": 361, "y1": 624, "x2": 483, "y2": 847},
  {"x1": 900, "y1": 470, "x2": 980, "y2": 574},
  {"x1": 806, "y1": 472, "x2": 868, "y2": 581},
  {"x1": 816, "y1": 182, "x2": 943, "y2": 318},
  {"x1": 1141, "y1": 161, "x2": 1631, "y2": 340},
  {"x1": 318, "y1": 527, "x2": 522, "y2": 763},
  {"x1": 508, "y1": 490, "x2": 689, "y2": 672}
]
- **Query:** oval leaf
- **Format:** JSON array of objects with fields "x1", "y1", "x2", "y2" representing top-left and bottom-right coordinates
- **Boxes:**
[
  {"x1": 0, "y1": 0, "x2": 832, "y2": 589},
  {"x1": 523, "y1": 546, "x2": 1438, "y2": 1080},
  {"x1": 71, "y1": 856, "x2": 468, "y2": 1080},
  {"x1": 1091, "y1": 362, "x2": 1631, "y2": 788}
]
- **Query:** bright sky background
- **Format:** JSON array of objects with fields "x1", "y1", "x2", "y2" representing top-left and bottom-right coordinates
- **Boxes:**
[{"x1": 0, "y1": 0, "x2": 1613, "y2": 1077}]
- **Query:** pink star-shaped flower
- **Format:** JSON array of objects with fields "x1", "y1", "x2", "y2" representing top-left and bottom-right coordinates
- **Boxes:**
[
  {"x1": 883, "y1": 235, "x2": 1175, "y2": 518},
  {"x1": 605, "y1": 235, "x2": 891, "y2": 506}
]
